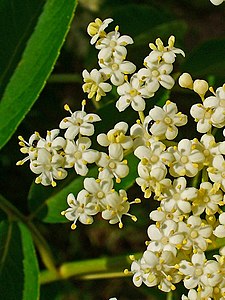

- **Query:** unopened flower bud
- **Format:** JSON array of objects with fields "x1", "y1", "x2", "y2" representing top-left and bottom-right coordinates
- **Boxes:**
[
  {"x1": 193, "y1": 79, "x2": 208, "y2": 99},
  {"x1": 178, "y1": 73, "x2": 193, "y2": 89}
]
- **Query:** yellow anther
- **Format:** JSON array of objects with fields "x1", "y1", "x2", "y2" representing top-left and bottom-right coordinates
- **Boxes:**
[
  {"x1": 129, "y1": 255, "x2": 135, "y2": 261},
  {"x1": 64, "y1": 104, "x2": 70, "y2": 111},
  {"x1": 71, "y1": 223, "x2": 77, "y2": 230}
]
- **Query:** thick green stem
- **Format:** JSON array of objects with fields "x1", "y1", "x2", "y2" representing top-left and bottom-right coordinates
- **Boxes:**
[
  {"x1": 40, "y1": 252, "x2": 142, "y2": 285},
  {"x1": 0, "y1": 194, "x2": 57, "y2": 273},
  {"x1": 167, "y1": 291, "x2": 173, "y2": 300}
]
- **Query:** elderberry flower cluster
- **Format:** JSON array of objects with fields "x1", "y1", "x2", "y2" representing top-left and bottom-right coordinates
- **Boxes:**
[{"x1": 17, "y1": 17, "x2": 225, "y2": 299}]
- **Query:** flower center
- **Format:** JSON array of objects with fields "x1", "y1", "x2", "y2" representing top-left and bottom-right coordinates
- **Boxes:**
[
  {"x1": 220, "y1": 99, "x2": 225, "y2": 107},
  {"x1": 110, "y1": 40, "x2": 117, "y2": 48},
  {"x1": 150, "y1": 155, "x2": 159, "y2": 163},
  {"x1": 109, "y1": 161, "x2": 116, "y2": 169},
  {"x1": 180, "y1": 155, "x2": 188, "y2": 164},
  {"x1": 190, "y1": 230, "x2": 198, "y2": 239},
  {"x1": 195, "y1": 267, "x2": 203, "y2": 276},
  {"x1": 152, "y1": 70, "x2": 159, "y2": 77},
  {"x1": 76, "y1": 118, "x2": 83, "y2": 126},
  {"x1": 164, "y1": 117, "x2": 172, "y2": 124},
  {"x1": 112, "y1": 63, "x2": 119, "y2": 71},
  {"x1": 74, "y1": 151, "x2": 82, "y2": 159},
  {"x1": 161, "y1": 236, "x2": 169, "y2": 245},
  {"x1": 97, "y1": 191, "x2": 104, "y2": 199},
  {"x1": 130, "y1": 89, "x2": 138, "y2": 97}
]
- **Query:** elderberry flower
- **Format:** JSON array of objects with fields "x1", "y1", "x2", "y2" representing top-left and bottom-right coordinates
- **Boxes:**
[
  {"x1": 96, "y1": 27, "x2": 133, "y2": 61},
  {"x1": 87, "y1": 18, "x2": 113, "y2": 45},
  {"x1": 214, "y1": 212, "x2": 225, "y2": 238},
  {"x1": 116, "y1": 74, "x2": 152, "y2": 112},
  {"x1": 179, "y1": 216, "x2": 213, "y2": 252},
  {"x1": 83, "y1": 177, "x2": 114, "y2": 210},
  {"x1": 82, "y1": 69, "x2": 112, "y2": 101},
  {"x1": 190, "y1": 102, "x2": 214, "y2": 133},
  {"x1": 101, "y1": 189, "x2": 137, "y2": 228},
  {"x1": 148, "y1": 35, "x2": 185, "y2": 64},
  {"x1": 59, "y1": 102, "x2": 101, "y2": 140},
  {"x1": 158, "y1": 177, "x2": 198, "y2": 215},
  {"x1": 179, "y1": 252, "x2": 220, "y2": 291},
  {"x1": 36, "y1": 129, "x2": 66, "y2": 153},
  {"x1": 97, "y1": 144, "x2": 129, "y2": 182},
  {"x1": 192, "y1": 181, "x2": 223, "y2": 216},
  {"x1": 30, "y1": 148, "x2": 67, "y2": 187},
  {"x1": 16, "y1": 132, "x2": 40, "y2": 165},
  {"x1": 147, "y1": 220, "x2": 185, "y2": 255},
  {"x1": 168, "y1": 138, "x2": 205, "y2": 177},
  {"x1": 97, "y1": 121, "x2": 133, "y2": 152},
  {"x1": 145, "y1": 101, "x2": 187, "y2": 140},
  {"x1": 61, "y1": 191, "x2": 99, "y2": 229},
  {"x1": 130, "y1": 120, "x2": 153, "y2": 149},
  {"x1": 131, "y1": 258, "x2": 150, "y2": 287},
  {"x1": 203, "y1": 85, "x2": 225, "y2": 128},
  {"x1": 140, "y1": 250, "x2": 181, "y2": 292},
  {"x1": 64, "y1": 137, "x2": 99, "y2": 176},
  {"x1": 99, "y1": 56, "x2": 136, "y2": 86},
  {"x1": 208, "y1": 155, "x2": 225, "y2": 191}
]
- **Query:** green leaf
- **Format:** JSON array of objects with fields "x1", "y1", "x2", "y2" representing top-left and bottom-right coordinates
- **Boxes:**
[
  {"x1": 0, "y1": 0, "x2": 45, "y2": 96},
  {"x1": 181, "y1": 39, "x2": 225, "y2": 77},
  {"x1": 0, "y1": 220, "x2": 39, "y2": 300},
  {"x1": 0, "y1": 0, "x2": 77, "y2": 150}
]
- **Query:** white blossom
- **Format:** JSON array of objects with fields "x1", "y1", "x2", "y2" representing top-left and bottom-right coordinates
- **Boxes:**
[
  {"x1": 210, "y1": 0, "x2": 224, "y2": 5},
  {"x1": 59, "y1": 104, "x2": 101, "y2": 140},
  {"x1": 145, "y1": 101, "x2": 187, "y2": 140},
  {"x1": 116, "y1": 74, "x2": 152, "y2": 112},
  {"x1": 17, "y1": 132, "x2": 40, "y2": 165},
  {"x1": 87, "y1": 18, "x2": 113, "y2": 45},
  {"x1": 30, "y1": 148, "x2": 67, "y2": 186},
  {"x1": 64, "y1": 137, "x2": 99, "y2": 176},
  {"x1": 82, "y1": 69, "x2": 112, "y2": 101},
  {"x1": 36, "y1": 129, "x2": 66, "y2": 153},
  {"x1": 97, "y1": 121, "x2": 133, "y2": 151},
  {"x1": 214, "y1": 212, "x2": 225, "y2": 238},
  {"x1": 168, "y1": 138, "x2": 205, "y2": 177},
  {"x1": 99, "y1": 56, "x2": 136, "y2": 86},
  {"x1": 61, "y1": 191, "x2": 98, "y2": 229},
  {"x1": 208, "y1": 155, "x2": 225, "y2": 191}
]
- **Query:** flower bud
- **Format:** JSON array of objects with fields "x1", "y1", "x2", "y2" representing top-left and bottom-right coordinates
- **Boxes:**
[
  {"x1": 193, "y1": 79, "x2": 208, "y2": 98},
  {"x1": 178, "y1": 73, "x2": 193, "y2": 89}
]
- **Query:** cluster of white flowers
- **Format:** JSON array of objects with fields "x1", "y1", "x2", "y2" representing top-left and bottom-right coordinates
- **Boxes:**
[
  {"x1": 18, "y1": 17, "x2": 225, "y2": 298},
  {"x1": 130, "y1": 72, "x2": 225, "y2": 298}
]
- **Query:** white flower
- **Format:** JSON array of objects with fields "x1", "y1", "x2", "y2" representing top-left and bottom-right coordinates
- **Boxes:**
[
  {"x1": 83, "y1": 177, "x2": 114, "y2": 210},
  {"x1": 96, "y1": 29, "x2": 133, "y2": 61},
  {"x1": 168, "y1": 138, "x2": 205, "y2": 177},
  {"x1": 37, "y1": 129, "x2": 66, "y2": 153},
  {"x1": 61, "y1": 191, "x2": 98, "y2": 229},
  {"x1": 214, "y1": 212, "x2": 225, "y2": 238},
  {"x1": 116, "y1": 74, "x2": 153, "y2": 112},
  {"x1": 203, "y1": 86, "x2": 225, "y2": 127},
  {"x1": 179, "y1": 253, "x2": 207, "y2": 290},
  {"x1": 97, "y1": 144, "x2": 129, "y2": 182},
  {"x1": 192, "y1": 181, "x2": 223, "y2": 216},
  {"x1": 99, "y1": 56, "x2": 136, "y2": 86},
  {"x1": 97, "y1": 121, "x2": 133, "y2": 151},
  {"x1": 101, "y1": 189, "x2": 135, "y2": 227},
  {"x1": 59, "y1": 104, "x2": 101, "y2": 140},
  {"x1": 148, "y1": 35, "x2": 185, "y2": 64},
  {"x1": 146, "y1": 101, "x2": 187, "y2": 140},
  {"x1": 208, "y1": 155, "x2": 225, "y2": 191},
  {"x1": 130, "y1": 121, "x2": 152, "y2": 149},
  {"x1": 180, "y1": 216, "x2": 213, "y2": 252},
  {"x1": 16, "y1": 132, "x2": 40, "y2": 165},
  {"x1": 140, "y1": 59, "x2": 175, "y2": 92},
  {"x1": 131, "y1": 258, "x2": 150, "y2": 287},
  {"x1": 190, "y1": 103, "x2": 214, "y2": 133},
  {"x1": 82, "y1": 69, "x2": 112, "y2": 101},
  {"x1": 87, "y1": 18, "x2": 113, "y2": 45},
  {"x1": 159, "y1": 177, "x2": 198, "y2": 215},
  {"x1": 142, "y1": 250, "x2": 181, "y2": 292},
  {"x1": 147, "y1": 220, "x2": 185, "y2": 255},
  {"x1": 64, "y1": 137, "x2": 99, "y2": 176},
  {"x1": 30, "y1": 148, "x2": 67, "y2": 186}
]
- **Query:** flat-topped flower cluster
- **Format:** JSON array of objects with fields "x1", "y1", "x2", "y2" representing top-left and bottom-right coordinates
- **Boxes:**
[{"x1": 17, "y1": 17, "x2": 225, "y2": 298}]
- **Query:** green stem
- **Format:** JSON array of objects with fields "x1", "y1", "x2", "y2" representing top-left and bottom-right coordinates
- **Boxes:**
[
  {"x1": 48, "y1": 73, "x2": 82, "y2": 84},
  {"x1": 0, "y1": 194, "x2": 57, "y2": 273},
  {"x1": 40, "y1": 252, "x2": 142, "y2": 285},
  {"x1": 167, "y1": 291, "x2": 173, "y2": 300}
]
